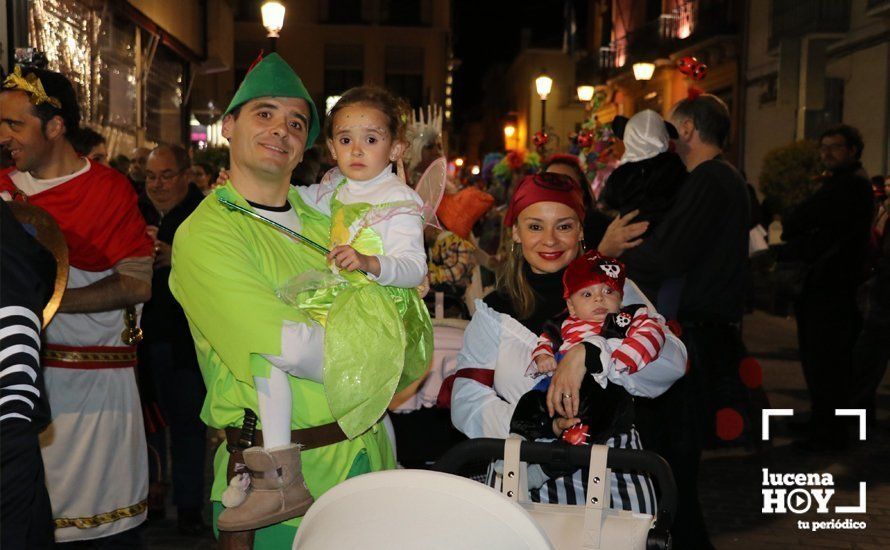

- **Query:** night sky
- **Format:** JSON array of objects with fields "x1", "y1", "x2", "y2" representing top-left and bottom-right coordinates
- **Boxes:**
[{"x1": 451, "y1": 0, "x2": 584, "y2": 135}]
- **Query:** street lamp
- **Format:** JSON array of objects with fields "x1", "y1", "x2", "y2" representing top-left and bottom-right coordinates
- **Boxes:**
[
  {"x1": 577, "y1": 85, "x2": 595, "y2": 102},
  {"x1": 262, "y1": 1, "x2": 286, "y2": 52},
  {"x1": 534, "y1": 71, "x2": 552, "y2": 132},
  {"x1": 632, "y1": 62, "x2": 655, "y2": 81},
  {"x1": 503, "y1": 123, "x2": 516, "y2": 149}
]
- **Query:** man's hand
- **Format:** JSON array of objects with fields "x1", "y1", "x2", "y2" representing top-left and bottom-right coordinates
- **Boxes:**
[
  {"x1": 327, "y1": 245, "x2": 381, "y2": 276},
  {"x1": 215, "y1": 169, "x2": 229, "y2": 190},
  {"x1": 597, "y1": 210, "x2": 649, "y2": 258},
  {"x1": 154, "y1": 241, "x2": 172, "y2": 269}
]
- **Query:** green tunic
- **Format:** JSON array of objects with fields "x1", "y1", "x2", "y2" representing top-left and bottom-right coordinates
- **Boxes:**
[{"x1": 169, "y1": 182, "x2": 395, "y2": 540}]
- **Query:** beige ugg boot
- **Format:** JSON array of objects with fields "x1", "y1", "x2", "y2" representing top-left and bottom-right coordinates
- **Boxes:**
[{"x1": 217, "y1": 444, "x2": 314, "y2": 531}]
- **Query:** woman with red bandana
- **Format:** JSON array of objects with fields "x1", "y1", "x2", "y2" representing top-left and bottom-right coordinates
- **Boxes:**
[{"x1": 449, "y1": 172, "x2": 685, "y2": 511}]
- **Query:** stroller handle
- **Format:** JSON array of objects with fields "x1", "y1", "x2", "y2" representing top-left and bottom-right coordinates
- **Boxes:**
[{"x1": 432, "y1": 438, "x2": 677, "y2": 531}]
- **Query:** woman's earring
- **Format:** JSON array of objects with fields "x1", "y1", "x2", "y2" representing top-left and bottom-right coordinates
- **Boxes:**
[
  {"x1": 579, "y1": 239, "x2": 586, "y2": 252},
  {"x1": 512, "y1": 242, "x2": 519, "y2": 253}
]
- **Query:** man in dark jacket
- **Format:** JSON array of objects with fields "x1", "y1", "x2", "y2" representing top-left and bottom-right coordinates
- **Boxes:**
[
  {"x1": 782, "y1": 124, "x2": 875, "y2": 450},
  {"x1": 138, "y1": 144, "x2": 208, "y2": 535},
  {"x1": 599, "y1": 93, "x2": 750, "y2": 550}
]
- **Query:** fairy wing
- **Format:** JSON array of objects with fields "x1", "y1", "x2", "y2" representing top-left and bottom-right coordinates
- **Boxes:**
[{"x1": 413, "y1": 156, "x2": 447, "y2": 229}]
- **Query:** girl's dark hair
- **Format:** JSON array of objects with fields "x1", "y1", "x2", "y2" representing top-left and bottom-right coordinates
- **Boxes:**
[
  {"x1": 193, "y1": 161, "x2": 217, "y2": 181},
  {"x1": 324, "y1": 86, "x2": 409, "y2": 143}
]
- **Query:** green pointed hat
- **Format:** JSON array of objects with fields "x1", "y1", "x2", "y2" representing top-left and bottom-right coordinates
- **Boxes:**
[{"x1": 224, "y1": 53, "x2": 320, "y2": 147}]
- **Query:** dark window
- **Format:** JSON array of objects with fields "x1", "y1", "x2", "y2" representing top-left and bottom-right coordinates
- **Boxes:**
[
  {"x1": 324, "y1": 44, "x2": 364, "y2": 100},
  {"x1": 145, "y1": 44, "x2": 186, "y2": 144},
  {"x1": 98, "y1": 15, "x2": 137, "y2": 129},
  {"x1": 381, "y1": 0, "x2": 429, "y2": 26},
  {"x1": 804, "y1": 78, "x2": 844, "y2": 140},
  {"x1": 384, "y1": 47, "x2": 424, "y2": 107},
  {"x1": 320, "y1": 0, "x2": 365, "y2": 24}
]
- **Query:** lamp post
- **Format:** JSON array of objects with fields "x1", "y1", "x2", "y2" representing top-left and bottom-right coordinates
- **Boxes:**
[
  {"x1": 262, "y1": 1, "x2": 286, "y2": 53},
  {"x1": 534, "y1": 71, "x2": 552, "y2": 132}
]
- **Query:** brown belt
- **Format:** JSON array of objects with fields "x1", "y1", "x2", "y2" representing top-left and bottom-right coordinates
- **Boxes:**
[{"x1": 224, "y1": 422, "x2": 347, "y2": 482}]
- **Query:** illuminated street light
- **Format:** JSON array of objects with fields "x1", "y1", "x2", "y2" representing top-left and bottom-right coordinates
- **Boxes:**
[
  {"x1": 535, "y1": 72, "x2": 553, "y2": 101},
  {"x1": 633, "y1": 62, "x2": 655, "y2": 81},
  {"x1": 262, "y1": 1, "x2": 286, "y2": 51},
  {"x1": 577, "y1": 85, "x2": 595, "y2": 102},
  {"x1": 534, "y1": 70, "x2": 552, "y2": 133}
]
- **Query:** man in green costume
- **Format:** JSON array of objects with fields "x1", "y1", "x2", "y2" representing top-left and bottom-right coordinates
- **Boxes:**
[{"x1": 170, "y1": 53, "x2": 395, "y2": 548}]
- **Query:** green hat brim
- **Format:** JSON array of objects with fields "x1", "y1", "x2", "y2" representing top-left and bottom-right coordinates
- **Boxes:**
[{"x1": 224, "y1": 53, "x2": 320, "y2": 147}]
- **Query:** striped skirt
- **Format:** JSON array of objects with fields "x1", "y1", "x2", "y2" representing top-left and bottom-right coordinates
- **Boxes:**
[{"x1": 486, "y1": 428, "x2": 656, "y2": 515}]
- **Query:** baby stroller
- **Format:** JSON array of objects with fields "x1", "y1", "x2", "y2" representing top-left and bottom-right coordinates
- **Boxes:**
[{"x1": 292, "y1": 438, "x2": 675, "y2": 549}]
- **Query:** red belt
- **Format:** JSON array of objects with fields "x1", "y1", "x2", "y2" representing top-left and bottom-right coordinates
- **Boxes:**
[{"x1": 43, "y1": 344, "x2": 137, "y2": 369}]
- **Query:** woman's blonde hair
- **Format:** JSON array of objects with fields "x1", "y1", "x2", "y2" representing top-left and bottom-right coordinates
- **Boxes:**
[{"x1": 498, "y1": 241, "x2": 536, "y2": 319}]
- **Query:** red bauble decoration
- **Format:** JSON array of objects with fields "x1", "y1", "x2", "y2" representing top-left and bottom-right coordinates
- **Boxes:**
[
  {"x1": 739, "y1": 357, "x2": 763, "y2": 389},
  {"x1": 691, "y1": 63, "x2": 709, "y2": 81},
  {"x1": 577, "y1": 129, "x2": 594, "y2": 148},
  {"x1": 677, "y1": 56, "x2": 698, "y2": 76},
  {"x1": 562, "y1": 423, "x2": 590, "y2": 446},
  {"x1": 533, "y1": 131, "x2": 550, "y2": 148},
  {"x1": 715, "y1": 407, "x2": 745, "y2": 441}
]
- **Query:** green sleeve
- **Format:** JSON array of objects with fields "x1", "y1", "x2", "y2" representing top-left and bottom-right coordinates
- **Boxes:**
[{"x1": 170, "y1": 209, "x2": 314, "y2": 385}]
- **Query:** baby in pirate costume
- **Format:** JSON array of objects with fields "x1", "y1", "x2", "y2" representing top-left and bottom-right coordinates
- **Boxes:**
[{"x1": 512, "y1": 251, "x2": 672, "y2": 445}]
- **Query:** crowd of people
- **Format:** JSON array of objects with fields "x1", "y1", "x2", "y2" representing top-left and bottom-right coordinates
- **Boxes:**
[{"x1": 1, "y1": 50, "x2": 888, "y2": 550}]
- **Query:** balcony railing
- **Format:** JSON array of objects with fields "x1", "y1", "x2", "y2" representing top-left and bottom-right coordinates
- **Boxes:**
[
  {"x1": 769, "y1": 0, "x2": 851, "y2": 49},
  {"x1": 599, "y1": 0, "x2": 739, "y2": 70}
]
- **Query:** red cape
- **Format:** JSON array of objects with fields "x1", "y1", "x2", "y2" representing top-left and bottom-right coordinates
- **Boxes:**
[{"x1": 1, "y1": 162, "x2": 153, "y2": 271}]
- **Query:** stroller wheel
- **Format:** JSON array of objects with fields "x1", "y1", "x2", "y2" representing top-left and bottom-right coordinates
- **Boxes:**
[{"x1": 646, "y1": 528, "x2": 671, "y2": 550}]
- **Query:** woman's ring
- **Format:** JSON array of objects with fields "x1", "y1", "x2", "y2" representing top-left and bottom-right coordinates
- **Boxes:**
[{"x1": 562, "y1": 393, "x2": 572, "y2": 399}]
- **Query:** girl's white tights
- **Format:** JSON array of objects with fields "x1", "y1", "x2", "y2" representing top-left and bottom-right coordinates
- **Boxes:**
[{"x1": 254, "y1": 366, "x2": 292, "y2": 449}]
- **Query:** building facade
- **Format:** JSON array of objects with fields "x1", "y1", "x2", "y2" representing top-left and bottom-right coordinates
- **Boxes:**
[
  {"x1": 3, "y1": 0, "x2": 235, "y2": 155},
  {"x1": 232, "y1": 0, "x2": 452, "y2": 121},
  {"x1": 744, "y1": 0, "x2": 890, "y2": 181}
]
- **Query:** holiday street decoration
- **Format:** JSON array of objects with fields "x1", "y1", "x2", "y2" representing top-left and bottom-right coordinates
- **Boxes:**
[
  {"x1": 532, "y1": 130, "x2": 550, "y2": 151},
  {"x1": 491, "y1": 149, "x2": 542, "y2": 185},
  {"x1": 569, "y1": 90, "x2": 620, "y2": 198},
  {"x1": 676, "y1": 55, "x2": 708, "y2": 81}
]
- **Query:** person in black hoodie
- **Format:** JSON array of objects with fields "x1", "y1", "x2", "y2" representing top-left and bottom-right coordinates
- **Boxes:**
[
  {"x1": 0, "y1": 200, "x2": 57, "y2": 549},
  {"x1": 600, "y1": 110, "x2": 687, "y2": 232},
  {"x1": 782, "y1": 124, "x2": 874, "y2": 451},
  {"x1": 601, "y1": 110, "x2": 688, "y2": 319},
  {"x1": 138, "y1": 144, "x2": 208, "y2": 535}
]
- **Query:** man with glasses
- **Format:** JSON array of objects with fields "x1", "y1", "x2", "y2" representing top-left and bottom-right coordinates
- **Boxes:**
[
  {"x1": 138, "y1": 144, "x2": 207, "y2": 535},
  {"x1": 782, "y1": 124, "x2": 874, "y2": 451}
]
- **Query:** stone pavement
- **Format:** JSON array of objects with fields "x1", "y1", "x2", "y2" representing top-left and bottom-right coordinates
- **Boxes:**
[
  {"x1": 706, "y1": 311, "x2": 890, "y2": 549},
  {"x1": 144, "y1": 310, "x2": 890, "y2": 549}
]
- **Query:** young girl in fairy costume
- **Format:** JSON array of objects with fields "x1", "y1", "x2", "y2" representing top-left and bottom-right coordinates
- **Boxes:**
[
  {"x1": 218, "y1": 87, "x2": 433, "y2": 531},
  {"x1": 294, "y1": 88, "x2": 433, "y2": 439}
]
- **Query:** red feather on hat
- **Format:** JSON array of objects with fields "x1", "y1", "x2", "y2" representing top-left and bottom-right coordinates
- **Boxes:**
[{"x1": 246, "y1": 50, "x2": 265, "y2": 73}]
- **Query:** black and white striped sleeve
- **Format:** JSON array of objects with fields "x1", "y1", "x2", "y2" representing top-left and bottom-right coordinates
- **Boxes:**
[{"x1": 0, "y1": 305, "x2": 42, "y2": 424}]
